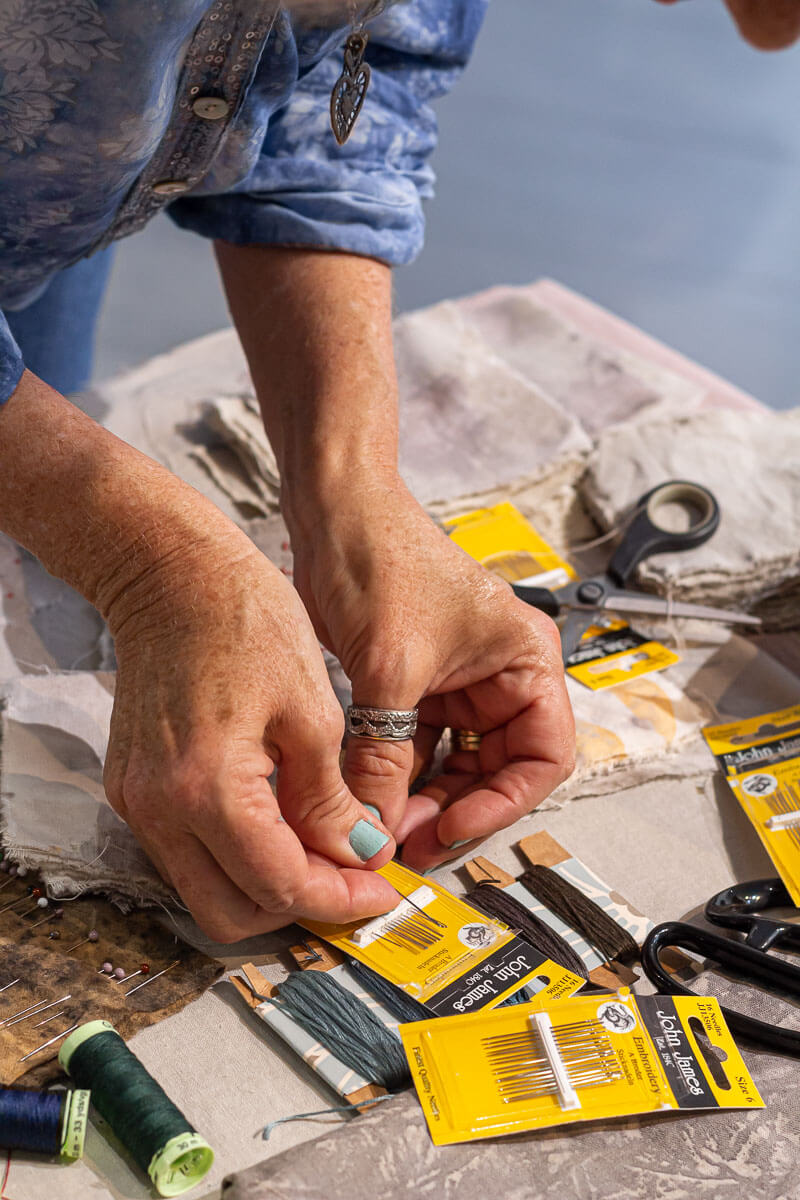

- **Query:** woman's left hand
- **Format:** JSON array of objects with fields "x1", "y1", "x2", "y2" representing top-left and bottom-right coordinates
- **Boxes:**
[{"x1": 291, "y1": 473, "x2": 575, "y2": 872}]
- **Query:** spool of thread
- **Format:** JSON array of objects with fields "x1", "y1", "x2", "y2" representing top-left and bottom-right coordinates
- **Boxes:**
[
  {"x1": 274, "y1": 970, "x2": 411, "y2": 1092},
  {"x1": 469, "y1": 882, "x2": 588, "y2": 980},
  {"x1": 59, "y1": 1021, "x2": 213, "y2": 1197},
  {"x1": 0, "y1": 1087, "x2": 89, "y2": 1159},
  {"x1": 519, "y1": 866, "x2": 639, "y2": 964},
  {"x1": 345, "y1": 958, "x2": 430, "y2": 1024}
]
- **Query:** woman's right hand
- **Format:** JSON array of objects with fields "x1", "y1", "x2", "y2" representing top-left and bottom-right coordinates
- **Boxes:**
[
  {"x1": 0, "y1": 372, "x2": 397, "y2": 942},
  {"x1": 102, "y1": 521, "x2": 399, "y2": 943}
]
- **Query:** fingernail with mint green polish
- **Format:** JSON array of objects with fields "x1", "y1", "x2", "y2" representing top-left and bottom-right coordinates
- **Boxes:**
[
  {"x1": 349, "y1": 819, "x2": 390, "y2": 861},
  {"x1": 449, "y1": 839, "x2": 473, "y2": 850},
  {"x1": 363, "y1": 804, "x2": 382, "y2": 821}
]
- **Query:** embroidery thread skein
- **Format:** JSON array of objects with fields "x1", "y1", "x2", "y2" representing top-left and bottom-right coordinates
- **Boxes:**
[
  {"x1": 468, "y1": 882, "x2": 588, "y2": 980},
  {"x1": 274, "y1": 970, "x2": 411, "y2": 1092},
  {"x1": 519, "y1": 866, "x2": 639, "y2": 964},
  {"x1": 345, "y1": 958, "x2": 430, "y2": 1024}
]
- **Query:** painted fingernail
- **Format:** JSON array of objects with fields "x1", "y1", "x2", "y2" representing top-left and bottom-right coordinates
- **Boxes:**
[
  {"x1": 363, "y1": 804, "x2": 382, "y2": 821},
  {"x1": 349, "y1": 819, "x2": 390, "y2": 861},
  {"x1": 449, "y1": 839, "x2": 474, "y2": 850}
]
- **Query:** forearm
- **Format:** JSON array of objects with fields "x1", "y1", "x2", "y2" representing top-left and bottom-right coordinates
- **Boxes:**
[
  {"x1": 214, "y1": 244, "x2": 400, "y2": 535},
  {"x1": 0, "y1": 371, "x2": 243, "y2": 622}
]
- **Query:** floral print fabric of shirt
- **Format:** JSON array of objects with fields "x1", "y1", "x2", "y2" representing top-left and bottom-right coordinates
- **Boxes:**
[{"x1": 0, "y1": 0, "x2": 488, "y2": 402}]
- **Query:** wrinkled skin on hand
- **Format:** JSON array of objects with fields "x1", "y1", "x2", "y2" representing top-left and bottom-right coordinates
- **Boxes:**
[
  {"x1": 102, "y1": 522, "x2": 397, "y2": 943},
  {"x1": 291, "y1": 478, "x2": 576, "y2": 872}
]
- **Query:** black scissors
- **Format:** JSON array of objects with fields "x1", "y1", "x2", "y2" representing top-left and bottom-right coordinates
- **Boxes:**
[
  {"x1": 642, "y1": 878, "x2": 800, "y2": 1056},
  {"x1": 512, "y1": 480, "x2": 761, "y2": 662}
]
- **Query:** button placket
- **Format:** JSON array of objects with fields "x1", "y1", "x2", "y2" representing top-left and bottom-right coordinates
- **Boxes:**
[{"x1": 99, "y1": 2, "x2": 279, "y2": 247}]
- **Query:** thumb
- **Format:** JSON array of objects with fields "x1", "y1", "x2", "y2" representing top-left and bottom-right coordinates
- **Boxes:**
[
  {"x1": 341, "y1": 690, "x2": 418, "y2": 834},
  {"x1": 275, "y1": 705, "x2": 396, "y2": 868}
]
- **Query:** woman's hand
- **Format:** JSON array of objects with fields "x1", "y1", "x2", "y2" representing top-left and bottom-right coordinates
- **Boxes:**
[
  {"x1": 102, "y1": 519, "x2": 398, "y2": 942},
  {"x1": 291, "y1": 474, "x2": 576, "y2": 872},
  {"x1": 214, "y1": 243, "x2": 574, "y2": 871},
  {"x1": 0, "y1": 372, "x2": 397, "y2": 943}
]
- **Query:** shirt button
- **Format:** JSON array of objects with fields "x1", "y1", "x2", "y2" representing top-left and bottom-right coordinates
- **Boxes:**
[
  {"x1": 152, "y1": 180, "x2": 190, "y2": 196},
  {"x1": 192, "y1": 96, "x2": 231, "y2": 120}
]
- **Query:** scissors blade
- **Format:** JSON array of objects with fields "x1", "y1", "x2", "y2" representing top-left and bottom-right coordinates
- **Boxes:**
[{"x1": 595, "y1": 594, "x2": 762, "y2": 627}]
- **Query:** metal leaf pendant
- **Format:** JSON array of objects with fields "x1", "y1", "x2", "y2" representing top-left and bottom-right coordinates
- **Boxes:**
[{"x1": 330, "y1": 32, "x2": 371, "y2": 146}]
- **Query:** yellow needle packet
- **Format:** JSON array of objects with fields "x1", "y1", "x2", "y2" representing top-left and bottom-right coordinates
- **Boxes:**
[
  {"x1": 445, "y1": 502, "x2": 678, "y2": 689},
  {"x1": 443, "y1": 501, "x2": 576, "y2": 590},
  {"x1": 565, "y1": 616, "x2": 680, "y2": 691},
  {"x1": 301, "y1": 862, "x2": 585, "y2": 1016},
  {"x1": 703, "y1": 703, "x2": 800, "y2": 904},
  {"x1": 399, "y1": 989, "x2": 762, "y2": 1145}
]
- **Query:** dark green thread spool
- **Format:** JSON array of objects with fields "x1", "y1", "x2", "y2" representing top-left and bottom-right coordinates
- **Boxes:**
[{"x1": 59, "y1": 1021, "x2": 213, "y2": 1196}]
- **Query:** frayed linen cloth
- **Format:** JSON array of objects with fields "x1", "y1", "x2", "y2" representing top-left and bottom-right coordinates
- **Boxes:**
[
  {"x1": 582, "y1": 406, "x2": 800, "y2": 630},
  {"x1": 0, "y1": 670, "x2": 169, "y2": 905},
  {"x1": 183, "y1": 284, "x2": 711, "y2": 520}
]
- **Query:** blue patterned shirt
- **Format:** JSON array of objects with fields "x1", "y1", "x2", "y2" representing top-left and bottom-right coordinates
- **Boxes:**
[{"x1": 0, "y1": 1, "x2": 487, "y2": 403}]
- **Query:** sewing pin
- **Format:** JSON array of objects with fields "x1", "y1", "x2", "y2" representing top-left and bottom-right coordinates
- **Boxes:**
[
  {"x1": 19, "y1": 1023, "x2": 79, "y2": 1063},
  {"x1": 3, "y1": 995, "x2": 72, "y2": 1028},
  {"x1": 0, "y1": 979, "x2": 21, "y2": 993},
  {"x1": 0, "y1": 867, "x2": 19, "y2": 890},
  {"x1": 0, "y1": 993, "x2": 71, "y2": 1027},
  {"x1": 31, "y1": 1009, "x2": 67, "y2": 1029},
  {"x1": 117, "y1": 963, "x2": 150, "y2": 986},
  {"x1": 126, "y1": 959, "x2": 179, "y2": 995},
  {"x1": 65, "y1": 929, "x2": 99, "y2": 953},
  {"x1": 18, "y1": 897, "x2": 49, "y2": 919},
  {"x1": 31, "y1": 906, "x2": 63, "y2": 930},
  {"x1": 0, "y1": 888, "x2": 42, "y2": 915}
]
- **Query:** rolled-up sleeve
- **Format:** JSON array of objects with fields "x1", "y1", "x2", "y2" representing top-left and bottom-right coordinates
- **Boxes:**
[
  {"x1": 169, "y1": 0, "x2": 489, "y2": 266},
  {"x1": 0, "y1": 312, "x2": 24, "y2": 406}
]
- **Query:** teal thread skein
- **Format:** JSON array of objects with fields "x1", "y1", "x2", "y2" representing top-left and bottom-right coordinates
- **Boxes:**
[
  {"x1": 59, "y1": 1021, "x2": 213, "y2": 1197},
  {"x1": 274, "y1": 970, "x2": 411, "y2": 1091}
]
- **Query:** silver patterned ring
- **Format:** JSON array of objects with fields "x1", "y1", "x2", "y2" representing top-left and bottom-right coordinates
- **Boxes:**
[{"x1": 346, "y1": 705, "x2": 419, "y2": 741}]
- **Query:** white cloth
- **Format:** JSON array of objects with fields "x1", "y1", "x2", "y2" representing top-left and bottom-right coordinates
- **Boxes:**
[{"x1": 582, "y1": 406, "x2": 800, "y2": 629}]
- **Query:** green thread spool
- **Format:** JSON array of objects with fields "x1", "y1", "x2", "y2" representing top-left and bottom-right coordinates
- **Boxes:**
[{"x1": 59, "y1": 1021, "x2": 213, "y2": 1197}]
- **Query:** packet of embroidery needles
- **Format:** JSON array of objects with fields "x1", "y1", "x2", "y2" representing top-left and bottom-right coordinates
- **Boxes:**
[
  {"x1": 399, "y1": 988, "x2": 763, "y2": 1145},
  {"x1": 703, "y1": 703, "x2": 800, "y2": 904},
  {"x1": 444, "y1": 502, "x2": 678, "y2": 689},
  {"x1": 300, "y1": 862, "x2": 585, "y2": 1016},
  {"x1": 564, "y1": 615, "x2": 680, "y2": 690},
  {"x1": 444, "y1": 501, "x2": 576, "y2": 591}
]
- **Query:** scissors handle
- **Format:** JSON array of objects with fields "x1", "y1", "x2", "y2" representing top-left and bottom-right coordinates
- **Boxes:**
[
  {"x1": 641, "y1": 921, "x2": 800, "y2": 1057},
  {"x1": 509, "y1": 584, "x2": 561, "y2": 617},
  {"x1": 607, "y1": 480, "x2": 720, "y2": 587},
  {"x1": 705, "y1": 878, "x2": 800, "y2": 951}
]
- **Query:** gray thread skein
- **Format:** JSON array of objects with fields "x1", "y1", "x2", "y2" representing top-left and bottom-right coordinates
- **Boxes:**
[
  {"x1": 519, "y1": 866, "x2": 639, "y2": 964},
  {"x1": 469, "y1": 882, "x2": 588, "y2": 980},
  {"x1": 274, "y1": 971, "x2": 411, "y2": 1091},
  {"x1": 345, "y1": 958, "x2": 430, "y2": 1024}
]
